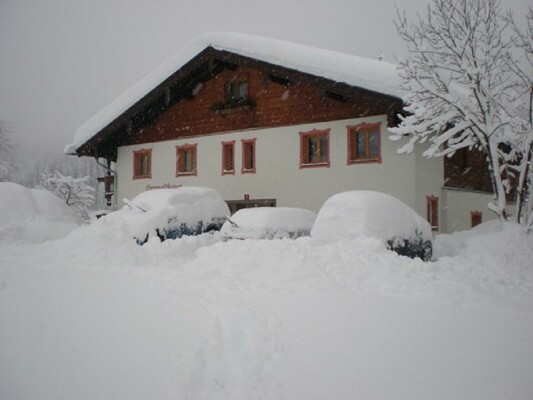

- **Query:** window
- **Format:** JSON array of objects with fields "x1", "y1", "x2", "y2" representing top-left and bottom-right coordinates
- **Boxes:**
[
  {"x1": 176, "y1": 144, "x2": 197, "y2": 176},
  {"x1": 242, "y1": 139, "x2": 256, "y2": 173},
  {"x1": 427, "y1": 195, "x2": 439, "y2": 231},
  {"x1": 228, "y1": 80, "x2": 248, "y2": 100},
  {"x1": 300, "y1": 129, "x2": 330, "y2": 168},
  {"x1": 133, "y1": 148, "x2": 152, "y2": 179},
  {"x1": 347, "y1": 123, "x2": 381, "y2": 164},
  {"x1": 228, "y1": 81, "x2": 248, "y2": 99},
  {"x1": 471, "y1": 211, "x2": 482, "y2": 227},
  {"x1": 222, "y1": 141, "x2": 235, "y2": 175}
]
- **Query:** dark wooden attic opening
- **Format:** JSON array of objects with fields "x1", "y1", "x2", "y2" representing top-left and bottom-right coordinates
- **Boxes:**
[
  {"x1": 268, "y1": 74, "x2": 292, "y2": 87},
  {"x1": 324, "y1": 91, "x2": 347, "y2": 102}
]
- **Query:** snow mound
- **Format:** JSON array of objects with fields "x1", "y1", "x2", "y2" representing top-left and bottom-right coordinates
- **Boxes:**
[
  {"x1": 221, "y1": 207, "x2": 316, "y2": 239},
  {"x1": 434, "y1": 221, "x2": 533, "y2": 302},
  {"x1": 0, "y1": 182, "x2": 81, "y2": 243}
]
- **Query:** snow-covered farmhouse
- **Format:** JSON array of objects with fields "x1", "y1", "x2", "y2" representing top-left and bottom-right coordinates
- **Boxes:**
[{"x1": 65, "y1": 33, "x2": 496, "y2": 233}]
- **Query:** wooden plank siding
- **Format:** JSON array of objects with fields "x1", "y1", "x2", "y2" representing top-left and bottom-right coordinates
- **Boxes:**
[{"x1": 76, "y1": 48, "x2": 402, "y2": 160}]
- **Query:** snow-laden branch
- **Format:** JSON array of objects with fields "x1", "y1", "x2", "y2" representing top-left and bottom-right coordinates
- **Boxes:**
[{"x1": 391, "y1": 0, "x2": 532, "y2": 225}]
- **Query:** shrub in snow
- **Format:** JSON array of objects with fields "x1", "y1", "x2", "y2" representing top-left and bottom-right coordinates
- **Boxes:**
[
  {"x1": 38, "y1": 169, "x2": 95, "y2": 219},
  {"x1": 311, "y1": 191, "x2": 433, "y2": 261},
  {"x1": 0, "y1": 182, "x2": 81, "y2": 242},
  {"x1": 220, "y1": 207, "x2": 316, "y2": 240},
  {"x1": 100, "y1": 187, "x2": 230, "y2": 244}
]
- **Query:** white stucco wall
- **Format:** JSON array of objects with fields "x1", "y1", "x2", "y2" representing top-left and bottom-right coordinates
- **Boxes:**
[
  {"x1": 442, "y1": 188, "x2": 500, "y2": 233},
  {"x1": 114, "y1": 116, "x2": 510, "y2": 233},
  {"x1": 116, "y1": 115, "x2": 421, "y2": 214}
]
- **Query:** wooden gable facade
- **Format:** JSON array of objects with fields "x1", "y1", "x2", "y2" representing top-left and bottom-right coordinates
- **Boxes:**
[{"x1": 75, "y1": 47, "x2": 403, "y2": 161}]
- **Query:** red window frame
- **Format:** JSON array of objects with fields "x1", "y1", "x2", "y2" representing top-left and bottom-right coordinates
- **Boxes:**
[
  {"x1": 471, "y1": 211, "x2": 482, "y2": 228},
  {"x1": 176, "y1": 144, "x2": 197, "y2": 177},
  {"x1": 133, "y1": 148, "x2": 152, "y2": 180},
  {"x1": 299, "y1": 129, "x2": 330, "y2": 168},
  {"x1": 347, "y1": 122, "x2": 382, "y2": 164},
  {"x1": 241, "y1": 138, "x2": 256, "y2": 174},
  {"x1": 427, "y1": 195, "x2": 439, "y2": 231},
  {"x1": 221, "y1": 141, "x2": 235, "y2": 175}
]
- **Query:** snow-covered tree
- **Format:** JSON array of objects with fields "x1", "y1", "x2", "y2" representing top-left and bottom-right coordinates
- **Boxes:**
[
  {"x1": 507, "y1": 8, "x2": 533, "y2": 231},
  {"x1": 390, "y1": 0, "x2": 532, "y2": 224},
  {"x1": 0, "y1": 121, "x2": 19, "y2": 182},
  {"x1": 39, "y1": 169, "x2": 95, "y2": 219},
  {"x1": 21, "y1": 154, "x2": 108, "y2": 211}
]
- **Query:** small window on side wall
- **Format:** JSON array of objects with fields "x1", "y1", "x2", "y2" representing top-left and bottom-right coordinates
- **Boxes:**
[
  {"x1": 222, "y1": 141, "x2": 235, "y2": 175},
  {"x1": 427, "y1": 195, "x2": 439, "y2": 231},
  {"x1": 242, "y1": 139, "x2": 256, "y2": 174},
  {"x1": 133, "y1": 148, "x2": 152, "y2": 179},
  {"x1": 300, "y1": 129, "x2": 330, "y2": 168},
  {"x1": 347, "y1": 122, "x2": 381, "y2": 164},
  {"x1": 471, "y1": 211, "x2": 482, "y2": 228},
  {"x1": 176, "y1": 144, "x2": 197, "y2": 176}
]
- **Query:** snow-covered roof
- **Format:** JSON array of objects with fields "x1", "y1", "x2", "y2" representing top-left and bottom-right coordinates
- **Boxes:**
[{"x1": 65, "y1": 32, "x2": 402, "y2": 155}]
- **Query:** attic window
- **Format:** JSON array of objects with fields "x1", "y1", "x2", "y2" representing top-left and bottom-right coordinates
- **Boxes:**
[
  {"x1": 212, "y1": 80, "x2": 255, "y2": 113},
  {"x1": 228, "y1": 80, "x2": 248, "y2": 100}
]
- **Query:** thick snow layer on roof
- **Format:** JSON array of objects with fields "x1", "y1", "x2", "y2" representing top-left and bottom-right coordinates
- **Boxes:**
[{"x1": 65, "y1": 32, "x2": 402, "y2": 154}]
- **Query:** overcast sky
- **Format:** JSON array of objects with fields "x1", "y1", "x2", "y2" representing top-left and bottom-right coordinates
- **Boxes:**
[{"x1": 1, "y1": 0, "x2": 530, "y2": 165}]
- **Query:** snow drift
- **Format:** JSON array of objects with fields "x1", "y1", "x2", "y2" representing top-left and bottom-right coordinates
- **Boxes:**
[
  {"x1": 0, "y1": 182, "x2": 81, "y2": 243},
  {"x1": 1, "y1": 211, "x2": 532, "y2": 399}
]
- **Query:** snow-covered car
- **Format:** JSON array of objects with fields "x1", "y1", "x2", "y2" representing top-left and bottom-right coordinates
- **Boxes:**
[
  {"x1": 220, "y1": 207, "x2": 316, "y2": 240},
  {"x1": 102, "y1": 187, "x2": 230, "y2": 244},
  {"x1": 311, "y1": 191, "x2": 433, "y2": 261}
]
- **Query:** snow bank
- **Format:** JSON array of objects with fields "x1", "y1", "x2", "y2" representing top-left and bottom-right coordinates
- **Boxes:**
[
  {"x1": 220, "y1": 207, "x2": 316, "y2": 239},
  {"x1": 65, "y1": 32, "x2": 401, "y2": 154},
  {"x1": 0, "y1": 182, "x2": 81, "y2": 243},
  {"x1": 1, "y1": 212, "x2": 532, "y2": 399}
]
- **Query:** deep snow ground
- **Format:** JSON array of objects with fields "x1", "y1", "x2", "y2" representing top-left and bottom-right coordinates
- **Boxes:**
[{"x1": 1, "y1": 220, "x2": 532, "y2": 399}]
